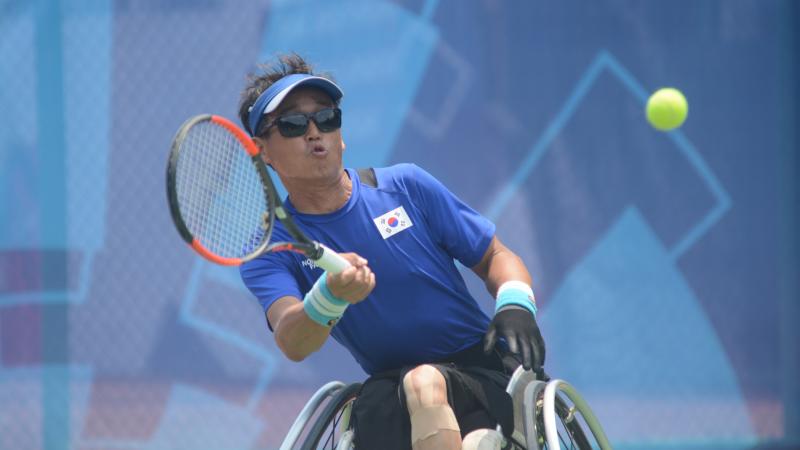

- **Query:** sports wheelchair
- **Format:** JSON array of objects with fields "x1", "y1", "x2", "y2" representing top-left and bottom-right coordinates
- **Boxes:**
[{"x1": 278, "y1": 367, "x2": 612, "y2": 449}]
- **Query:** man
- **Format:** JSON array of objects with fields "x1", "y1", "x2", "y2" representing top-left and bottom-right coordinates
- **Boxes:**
[{"x1": 238, "y1": 54, "x2": 545, "y2": 450}]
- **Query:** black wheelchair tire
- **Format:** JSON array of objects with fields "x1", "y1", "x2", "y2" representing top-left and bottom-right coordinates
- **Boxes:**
[
  {"x1": 551, "y1": 394, "x2": 592, "y2": 450},
  {"x1": 299, "y1": 382, "x2": 362, "y2": 450}
]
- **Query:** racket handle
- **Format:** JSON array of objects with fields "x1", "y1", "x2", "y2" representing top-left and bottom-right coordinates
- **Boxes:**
[{"x1": 313, "y1": 243, "x2": 351, "y2": 274}]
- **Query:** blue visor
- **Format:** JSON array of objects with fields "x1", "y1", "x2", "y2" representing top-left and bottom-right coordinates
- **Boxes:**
[{"x1": 247, "y1": 74, "x2": 344, "y2": 136}]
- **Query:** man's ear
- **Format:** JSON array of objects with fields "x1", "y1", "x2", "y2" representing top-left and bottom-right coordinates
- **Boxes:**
[{"x1": 253, "y1": 136, "x2": 271, "y2": 165}]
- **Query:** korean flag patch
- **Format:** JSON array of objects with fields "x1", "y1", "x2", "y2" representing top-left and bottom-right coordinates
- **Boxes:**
[{"x1": 373, "y1": 206, "x2": 413, "y2": 239}]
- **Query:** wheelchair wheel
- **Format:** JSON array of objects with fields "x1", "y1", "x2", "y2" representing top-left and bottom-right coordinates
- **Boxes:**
[
  {"x1": 299, "y1": 382, "x2": 361, "y2": 450},
  {"x1": 518, "y1": 381, "x2": 593, "y2": 450},
  {"x1": 543, "y1": 394, "x2": 592, "y2": 449},
  {"x1": 532, "y1": 379, "x2": 611, "y2": 450}
]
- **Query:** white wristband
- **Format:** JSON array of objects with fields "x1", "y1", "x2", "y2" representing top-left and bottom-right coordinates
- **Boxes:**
[{"x1": 497, "y1": 281, "x2": 535, "y2": 298}]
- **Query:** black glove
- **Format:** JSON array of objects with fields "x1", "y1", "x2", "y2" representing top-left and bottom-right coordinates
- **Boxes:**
[{"x1": 483, "y1": 307, "x2": 546, "y2": 373}]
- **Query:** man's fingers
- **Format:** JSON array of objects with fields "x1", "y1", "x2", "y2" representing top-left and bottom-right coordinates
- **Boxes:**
[
  {"x1": 528, "y1": 336, "x2": 542, "y2": 371},
  {"x1": 504, "y1": 331, "x2": 519, "y2": 355},
  {"x1": 351, "y1": 265, "x2": 366, "y2": 285},
  {"x1": 328, "y1": 267, "x2": 360, "y2": 300},
  {"x1": 357, "y1": 266, "x2": 373, "y2": 290},
  {"x1": 361, "y1": 265, "x2": 372, "y2": 282},
  {"x1": 520, "y1": 339, "x2": 532, "y2": 371},
  {"x1": 483, "y1": 326, "x2": 497, "y2": 353},
  {"x1": 533, "y1": 332, "x2": 546, "y2": 368},
  {"x1": 353, "y1": 270, "x2": 375, "y2": 298},
  {"x1": 334, "y1": 266, "x2": 357, "y2": 285},
  {"x1": 339, "y1": 265, "x2": 370, "y2": 288}
]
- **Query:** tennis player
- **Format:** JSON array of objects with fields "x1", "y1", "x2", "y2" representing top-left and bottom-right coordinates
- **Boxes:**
[{"x1": 238, "y1": 54, "x2": 545, "y2": 450}]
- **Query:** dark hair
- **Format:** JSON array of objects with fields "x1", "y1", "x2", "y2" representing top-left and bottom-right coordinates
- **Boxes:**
[{"x1": 238, "y1": 53, "x2": 338, "y2": 137}]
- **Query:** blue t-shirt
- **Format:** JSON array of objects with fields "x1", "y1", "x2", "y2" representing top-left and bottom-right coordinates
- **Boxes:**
[{"x1": 240, "y1": 163, "x2": 496, "y2": 375}]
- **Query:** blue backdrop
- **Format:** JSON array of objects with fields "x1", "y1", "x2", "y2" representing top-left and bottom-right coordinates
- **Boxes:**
[{"x1": 0, "y1": 1, "x2": 797, "y2": 449}]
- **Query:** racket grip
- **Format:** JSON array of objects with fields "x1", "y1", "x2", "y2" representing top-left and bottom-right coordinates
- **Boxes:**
[{"x1": 313, "y1": 243, "x2": 351, "y2": 274}]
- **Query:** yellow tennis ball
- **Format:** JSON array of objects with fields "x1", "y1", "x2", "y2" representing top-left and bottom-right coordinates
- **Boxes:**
[{"x1": 646, "y1": 87, "x2": 688, "y2": 131}]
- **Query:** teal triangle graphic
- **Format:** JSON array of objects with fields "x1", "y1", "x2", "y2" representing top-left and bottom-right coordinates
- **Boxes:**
[{"x1": 542, "y1": 207, "x2": 754, "y2": 439}]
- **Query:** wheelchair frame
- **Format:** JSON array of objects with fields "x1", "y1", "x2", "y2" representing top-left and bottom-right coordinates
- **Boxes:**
[{"x1": 278, "y1": 368, "x2": 611, "y2": 450}]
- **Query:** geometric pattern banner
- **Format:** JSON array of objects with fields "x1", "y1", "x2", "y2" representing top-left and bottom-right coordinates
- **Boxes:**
[{"x1": 0, "y1": 1, "x2": 797, "y2": 449}]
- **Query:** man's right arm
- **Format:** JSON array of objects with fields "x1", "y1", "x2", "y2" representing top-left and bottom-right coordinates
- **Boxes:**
[
  {"x1": 268, "y1": 296, "x2": 333, "y2": 361},
  {"x1": 267, "y1": 253, "x2": 375, "y2": 361}
]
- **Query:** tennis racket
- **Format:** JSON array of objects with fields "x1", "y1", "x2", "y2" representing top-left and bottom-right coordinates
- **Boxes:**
[{"x1": 165, "y1": 114, "x2": 350, "y2": 274}]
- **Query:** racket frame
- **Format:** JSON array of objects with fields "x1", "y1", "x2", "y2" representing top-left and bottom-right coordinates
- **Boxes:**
[{"x1": 166, "y1": 114, "x2": 346, "y2": 271}]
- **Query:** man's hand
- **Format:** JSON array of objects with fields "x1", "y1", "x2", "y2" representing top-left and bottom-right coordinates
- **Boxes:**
[
  {"x1": 483, "y1": 307, "x2": 546, "y2": 372},
  {"x1": 326, "y1": 253, "x2": 375, "y2": 304}
]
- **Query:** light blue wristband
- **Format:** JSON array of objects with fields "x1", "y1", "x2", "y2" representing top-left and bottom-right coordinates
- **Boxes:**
[
  {"x1": 495, "y1": 282, "x2": 537, "y2": 317},
  {"x1": 317, "y1": 274, "x2": 347, "y2": 306},
  {"x1": 303, "y1": 272, "x2": 348, "y2": 327}
]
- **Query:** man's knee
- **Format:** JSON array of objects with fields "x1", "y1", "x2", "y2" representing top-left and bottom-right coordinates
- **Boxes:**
[
  {"x1": 402, "y1": 365, "x2": 460, "y2": 445},
  {"x1": 402, "y1": 364, "x2": 449, "y2": 411}
]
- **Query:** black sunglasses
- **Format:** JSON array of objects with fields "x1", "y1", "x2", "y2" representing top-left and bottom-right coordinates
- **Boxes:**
[{"x1": 260, "y1": 107, "x2": 342, "y2": 138}]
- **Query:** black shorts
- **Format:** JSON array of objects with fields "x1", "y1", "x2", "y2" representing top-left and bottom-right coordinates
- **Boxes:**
[{"x1": 351, "y1": 342, "x2": 520, "y2": 450}]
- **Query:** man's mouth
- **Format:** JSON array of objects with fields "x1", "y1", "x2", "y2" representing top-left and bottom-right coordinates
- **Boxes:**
[{"x1": 311, "y1": 145, "x2": 327, "y2": 155}]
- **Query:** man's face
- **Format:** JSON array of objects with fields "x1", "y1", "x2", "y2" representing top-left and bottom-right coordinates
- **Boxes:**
[{"x1": 254, "y1": 87, "x2": 345, "y2": 184}]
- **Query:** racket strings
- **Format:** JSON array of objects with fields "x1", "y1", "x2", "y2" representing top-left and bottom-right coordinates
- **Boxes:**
[{"x1": 175, "y1": 120, "x2": 267, "y2": 258}]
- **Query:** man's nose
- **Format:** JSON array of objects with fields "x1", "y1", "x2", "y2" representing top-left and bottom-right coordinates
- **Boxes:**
[{"x1": 305, "y1": 119, "x2": 321, "y2": 139}]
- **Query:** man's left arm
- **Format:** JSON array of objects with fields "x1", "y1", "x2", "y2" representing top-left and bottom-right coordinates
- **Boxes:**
[{"x1": 471, "y1": 236, "x2": 546, "y2": 373}]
